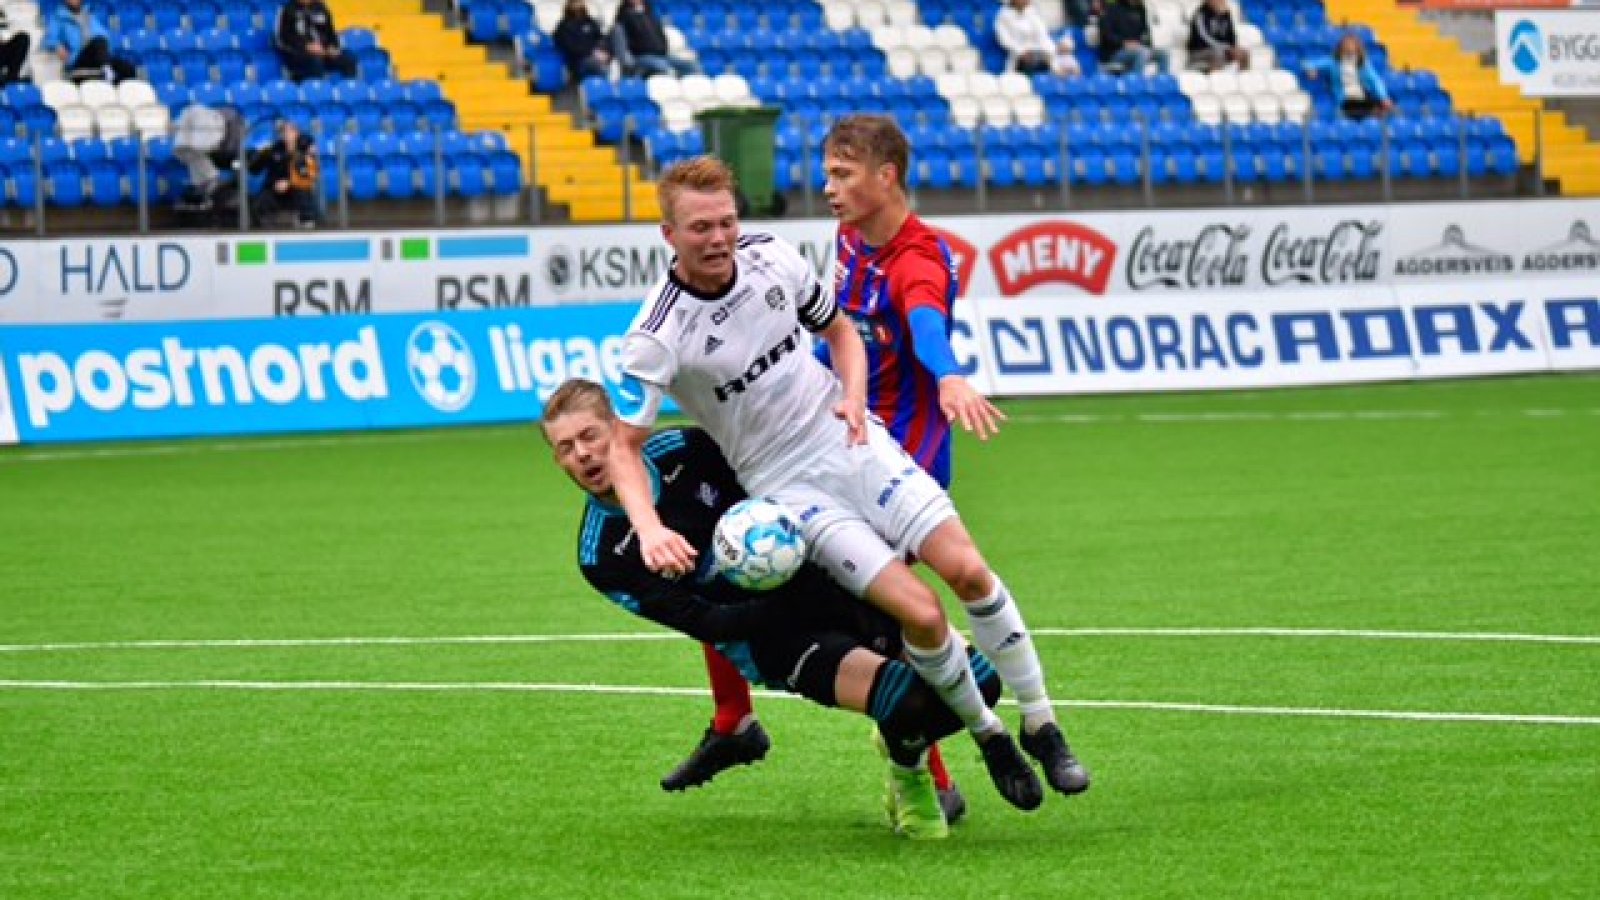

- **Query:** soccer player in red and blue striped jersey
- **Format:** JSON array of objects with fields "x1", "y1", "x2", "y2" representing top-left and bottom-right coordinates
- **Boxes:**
[
  {"x1": 823, "y1": 138, "x2": 1004, "y2": 488},
  {"x1": 820, "y1": 114, "x2": 1091, "y2": 813}
]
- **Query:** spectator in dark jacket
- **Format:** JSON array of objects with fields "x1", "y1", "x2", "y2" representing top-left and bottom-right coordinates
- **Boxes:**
[
  {"x1": 1097, "y1": 0, "x2": 1168, "y2": 76},
  {"x1": 554, "y1": 0, "x2": 611, "y2": 81},
  {"x1": 275, "y1": 0, "x2": 357, "y2": 82},
  {"x1": 1187, "y1": 0, "x2": 1248, "y2": 72},
  {"x1": 610, "y1": 0, "x2": 697, "y2": 78},
  {"x1": 249, "y1": 121, "x2": 320, "y2": 228},
  {"x1": 0, "y1": 6, "x2": 32, "y2": 87},
  {"x1": 43, "y1": 0, "x2": 135, "y2": 83}
]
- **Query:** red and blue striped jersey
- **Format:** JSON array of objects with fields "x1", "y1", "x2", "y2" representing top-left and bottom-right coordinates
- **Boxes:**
[{"x1": 834, "y1": 215, "x2": 960, "y2": 487}]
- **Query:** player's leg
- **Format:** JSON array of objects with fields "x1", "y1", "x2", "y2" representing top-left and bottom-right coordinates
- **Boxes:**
[
  {"x1": 660, "y1": 645, "x2": 770, "y2": 792},
  {"x1": 916, "y1": 519, "x2": 1091, "y2": 796},
  {"x1": 925, "y1": 745, "x2": 965, "y2": 825},
  {"x1": 705, "y1": 643, "x2": 756, "y2": 735},
  {"x1": 835, "y1": 647, "x2": 948, "y2": 839},
  {"x1": 791, "y1": 436, "x2": 1043, "y2": 810}
]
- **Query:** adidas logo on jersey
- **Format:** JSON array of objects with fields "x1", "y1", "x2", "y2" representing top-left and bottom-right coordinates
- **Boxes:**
[{"x1": 704, "y1": 334, "x2": 724, "y2": 354}]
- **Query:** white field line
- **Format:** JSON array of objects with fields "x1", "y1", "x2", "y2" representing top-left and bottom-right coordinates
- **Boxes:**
[
  {"x1": 3, "y1": 627, "x2": 1599, "y2": 654},
  {"x1": 1005, "y1": 408, "x2": 1600, "y2": 426},
  {"x1": 5, "y1": 408, "x2": 1599, "y2": 464},
  {"x1": 0, "y1": 679, "x2": 1596, "y2": 727}
]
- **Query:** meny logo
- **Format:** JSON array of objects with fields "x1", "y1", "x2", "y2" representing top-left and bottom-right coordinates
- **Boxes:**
[
  {"x1": 12, "y1": 327, "x2": 388, "y2": 429},
  {"x1": 988, "y1": 222, "x2": 1117, "y2": 296}
]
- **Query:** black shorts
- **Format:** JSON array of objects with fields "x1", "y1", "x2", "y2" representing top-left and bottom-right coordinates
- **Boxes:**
[{"x1": 746, "y1": 588, "x2": 902, "y2": 707}]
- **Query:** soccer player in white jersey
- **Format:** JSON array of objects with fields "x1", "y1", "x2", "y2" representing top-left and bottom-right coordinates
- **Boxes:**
[{"x1": 606, "y1": 157, "x2": 1072, "y2": 811}]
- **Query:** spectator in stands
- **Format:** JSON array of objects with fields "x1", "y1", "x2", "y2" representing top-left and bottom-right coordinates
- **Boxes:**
[
  {"x1": 610, "y1": 0, "x2": 698, "y2": 79},
  {"x1": 0, "y1": 10, "x2": 30, "y2": 88},
  {"x1": 555, "y1": 0, "x2": 612, "y2": 81},
  {"x1": 1302, "y1": 32, "x2": 1393, "y2": 120},
  {"x1": 1186, "y1": 0, "x2": 1248, "y2": 73},
  {"x1": 995, "y1": 0, "x2": 1081, "y2": 77},
  {"x1": 174, "y1": 103, "x2": 246, "y2": 210},
  {"x1": 0, "y1": 6, "x2": 32, "y2": 87},
  {"x1": 1060, "y1": 0, "x2": 1091, "y2": 30},
  {"x1": 1097, "y1": 0, "x2": 1168, "y2": 76},
  {"x1": 249, "y1": 120, "x2": 320, "y2": 229},
  {"x1": 43, "y1": 0, "x2": 135, "y2": 84},
  {"x1": 275, "y1": 0, "x2": 358, "y2": 83}
]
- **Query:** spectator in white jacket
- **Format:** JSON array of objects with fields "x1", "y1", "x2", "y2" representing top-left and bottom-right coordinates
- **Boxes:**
[{"x1": 995, "y1": 0, "x2": 1080, "y2": 77}]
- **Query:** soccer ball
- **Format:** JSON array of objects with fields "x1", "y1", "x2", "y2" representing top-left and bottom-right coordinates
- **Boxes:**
[
  {"x1": 712, "y1": 498, "x2": 807, "y2": 592},
  {"x1": 406, "y1": 322, "x2": 476, "y2": 413}
]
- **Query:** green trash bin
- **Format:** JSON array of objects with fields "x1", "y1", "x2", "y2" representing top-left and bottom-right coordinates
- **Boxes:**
[{"x1": 698, "y1": 105, "x2": 784, "y2": 217}]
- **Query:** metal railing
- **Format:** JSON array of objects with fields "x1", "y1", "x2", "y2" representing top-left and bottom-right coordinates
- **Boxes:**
[{"x1": 0, "y1": 105, "x2": 1551, "y2": 235}]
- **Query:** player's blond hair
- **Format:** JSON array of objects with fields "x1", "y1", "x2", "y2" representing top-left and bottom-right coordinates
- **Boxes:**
[
  {"x1": 540, "y1": 378, "x2": 614, "y2": 440},
  {"x1": 657, "y1": 156, "x2": 740, "y2": 224},
  {"x1": 824, "y1": 115, "x2": 910, "y2": 192}
]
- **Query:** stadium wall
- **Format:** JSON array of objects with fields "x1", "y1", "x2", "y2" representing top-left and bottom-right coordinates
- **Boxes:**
[{"x1": 0, "y1": 199, "x2": 1596, "y2": 445}]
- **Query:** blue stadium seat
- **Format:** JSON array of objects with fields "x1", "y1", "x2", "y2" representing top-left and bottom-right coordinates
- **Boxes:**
[
  {"x1": 387, "y1": 103, "x2": 421, "y2": 134},
  {"x1": 345, "y1": 153, "x2": 381, "y2": 200},
  {"x1": 488, "y1": 150, "x2": 522, "y2": 195},
  {"x1": 87, "y1": 159, "x2": 126, "y2": 207},
  {"x1": 449, "y1": 153, "x2": 490, "y2": 198},
  {"x1": 350, "y1": 103, "x2": 385, "y2": 134},
  {"x1": 191, "y1": 82, "x2": 230, "y2": 108},
  {"x1": 221, "y1": 1, "x2": 256, "y2": 30},
  {"x1": 46, "y1": 160, "x2": 87, "y2": 207}
]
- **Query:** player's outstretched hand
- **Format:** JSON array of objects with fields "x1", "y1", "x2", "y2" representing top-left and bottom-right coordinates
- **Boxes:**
[
  {"x1": 641, "y1": 526, "x2": 698, "y2": 578},
  {"x1": 834, "y1": 397, "x2": 868, "y2": 446},
  {"x1": 939, "y1": 375, "x2": 1006, "y2": 441}
]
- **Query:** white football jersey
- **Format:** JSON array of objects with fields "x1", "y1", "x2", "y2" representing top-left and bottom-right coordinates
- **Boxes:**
[{"x1": 619, "y1": 232, "x2": 844, "y2": 494}]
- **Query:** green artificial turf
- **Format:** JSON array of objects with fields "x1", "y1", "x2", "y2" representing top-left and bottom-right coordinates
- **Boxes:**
[{"x1": 2, "y1": 374, "x2": 1597, "y2": 898}]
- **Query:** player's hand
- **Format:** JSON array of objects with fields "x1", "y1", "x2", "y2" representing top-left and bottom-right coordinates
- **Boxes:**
[
  {"x1": 939, "y1": 375, "x2": 1006, "y2": 441},
  {"x1": 641, "y1": 526, "x2": 697, "y2": 578},
  {"x1": 834, "y1": 395, "x2": 868, "y2": 446}
]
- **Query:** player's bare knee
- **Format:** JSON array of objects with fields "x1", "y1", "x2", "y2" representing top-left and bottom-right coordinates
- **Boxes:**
[
  {"x1": 946, "y1": 554, "x2": 994, "y2": 603},
  {"x1": 897, "y1": 587, "x2": 949, "y2": 645}
]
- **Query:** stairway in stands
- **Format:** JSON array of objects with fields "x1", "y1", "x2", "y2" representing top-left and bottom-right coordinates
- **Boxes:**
[
  {"x1": 326, "y1": 0, "x2": 659, "y2": 221},
  {"x1": 1323, "y1": 0, "x2": 1599, "y2": 195}
]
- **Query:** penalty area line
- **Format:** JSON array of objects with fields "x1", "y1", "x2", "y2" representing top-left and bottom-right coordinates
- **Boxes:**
[{"x1": 0, "y1": 679, "x2": 1596, "y2": 727}]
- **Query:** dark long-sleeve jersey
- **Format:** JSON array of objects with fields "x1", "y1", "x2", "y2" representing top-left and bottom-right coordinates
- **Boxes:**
[{"x1": 577, "y1": 427, "x2": 899, "y2": 686}]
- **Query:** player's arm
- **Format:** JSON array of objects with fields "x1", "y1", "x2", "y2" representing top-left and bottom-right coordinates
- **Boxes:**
[
  {"x1": 613, "y1": 333, "x2": 697, "y2": 576},
  {"x1": 585, "y1": 567, "x2": 798, "y2": 644},
  {"x1": 819, "y1": 313, "x2": 868, "y2": 444},
  {"x1": 608, "y1": 419, "x2": 696, "y2": 575},
  {"x1": 897, "y1": 255, "x2": 1006, "y2": 441},
  {"x1": 792, "y1": 242, "x2": 866, "y2": 445}
]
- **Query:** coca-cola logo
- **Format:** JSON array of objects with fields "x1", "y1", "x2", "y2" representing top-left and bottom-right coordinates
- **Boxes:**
[
  {"x1": 1125, "y1": 224, "x2": 1250, "y2": 290},
  {"x1": 1262, "y1": 220, "x2": 1383, "y2": 286},
  {"x1": 929, "y1": 226, "x2": 977, "y2": 298},
  {"x1": 988, "y1": 222, "x2": 1117, "y2": 296}
]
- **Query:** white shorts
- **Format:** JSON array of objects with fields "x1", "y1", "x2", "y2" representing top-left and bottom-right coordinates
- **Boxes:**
[{"x1": 762, "y1": 420, "x2": 957, "y2": 596}]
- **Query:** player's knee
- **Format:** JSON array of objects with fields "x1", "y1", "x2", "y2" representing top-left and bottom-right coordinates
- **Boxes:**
[
  {"x1": 875, "y1": 574, "x2": 947, "y2": 644},
  {"x1": 899, "y1": 597, "x2": 948, "y2": 646},
  {"x1": 946, "y1": 556, "x2": 994, "y2": 603}
]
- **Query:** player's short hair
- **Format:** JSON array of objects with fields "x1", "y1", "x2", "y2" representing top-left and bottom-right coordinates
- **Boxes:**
[
  {"x1": 657, "y1": 156, "x2": 739, "y2": 224},
  {"x1": 824, "y1": 115, "x2": 910, "y2": 192},
  {"x1": 541, "y1": 378, "x2": 614, "y2": 436}
]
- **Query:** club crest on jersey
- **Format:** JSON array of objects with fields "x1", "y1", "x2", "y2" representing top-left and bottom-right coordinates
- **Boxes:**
[
  {"x1": 698, "y1": 483, "x2": 718, "y2": 507},
  {"x1": 704, "y1": 334, "x2": 724, "y2": 354},
  {"x1": 765, "y1": 286, "x2": 786, "y2": 310}
]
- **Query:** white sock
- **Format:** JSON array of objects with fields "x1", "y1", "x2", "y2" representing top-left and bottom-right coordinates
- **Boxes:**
[
  {"x1": 903, "y1": 629, "x2": 1004, "y2": 737},
  {"x1": 964, "y1": 574, "x2": 1055, "y2": 733}
]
